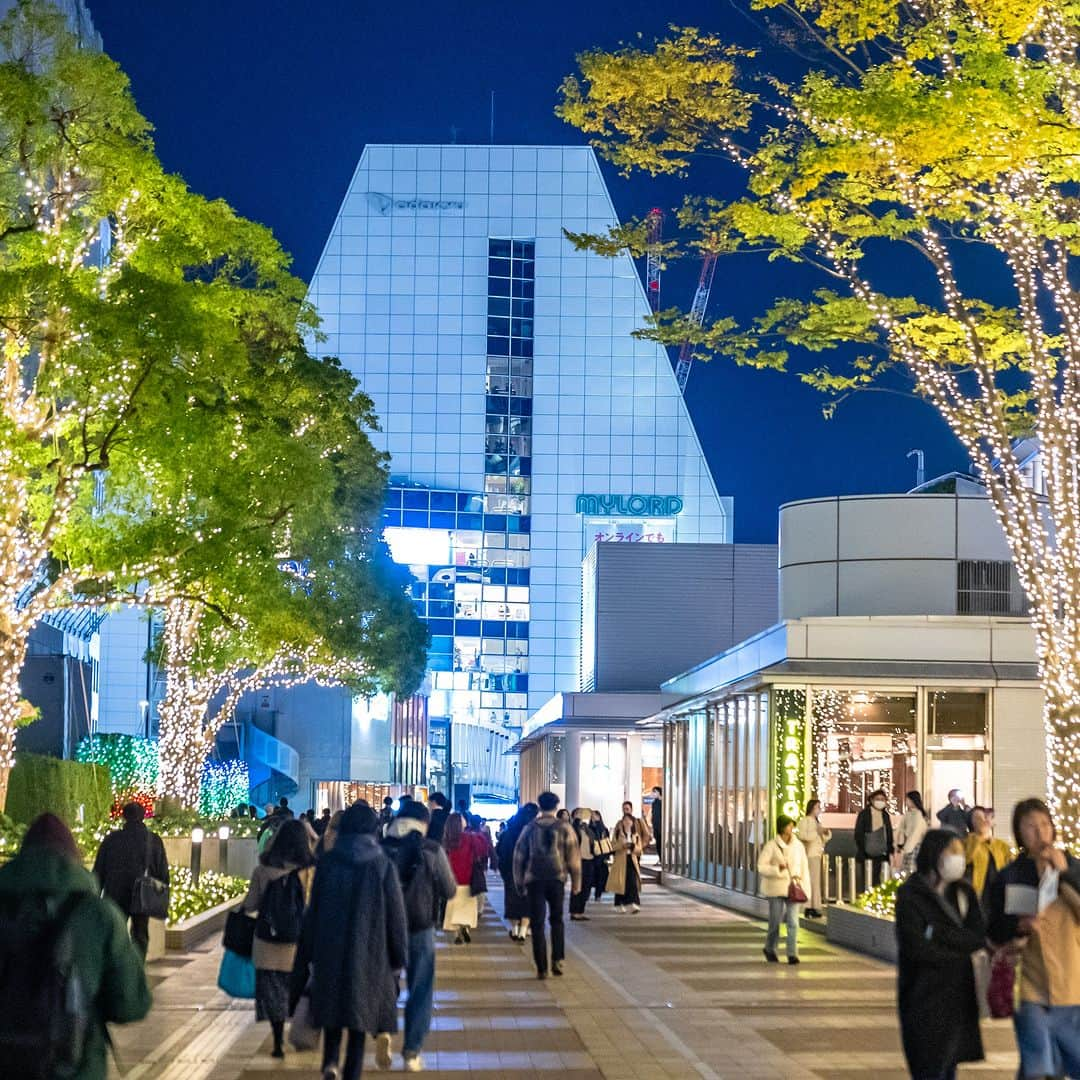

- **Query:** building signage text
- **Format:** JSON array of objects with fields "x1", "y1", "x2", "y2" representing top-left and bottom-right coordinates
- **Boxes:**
[
  {"x1": 575, "y1": 494, "x2": 684, "y2": 516},
  {"x1": 774, "y1": 689, "x2": 809, "y2": 823},
  {"x1": 366, "y1": 191, "x2": 465, "y2": 216}
]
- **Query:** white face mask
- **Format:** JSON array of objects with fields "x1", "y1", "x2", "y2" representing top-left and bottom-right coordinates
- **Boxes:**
[
  {"x1": 872, "y1": 800, "x2": 886, "y2": 811},
  {"x1": 939, "y1": 853, "x2": 966, "y2": 883}
]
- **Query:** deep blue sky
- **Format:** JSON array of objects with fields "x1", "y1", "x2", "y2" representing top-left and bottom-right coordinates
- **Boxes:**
[{"x1": 85, "y1": 0, "x2": 969, "y2": 542}]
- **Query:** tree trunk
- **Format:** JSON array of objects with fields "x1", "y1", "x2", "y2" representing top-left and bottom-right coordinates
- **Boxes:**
[
  {"x1": 1040, "y1": 671, "x2": 1080, "y2": 847},
  {"x1": 0, "y1": 631, "x2": 30, "y2": 813}
]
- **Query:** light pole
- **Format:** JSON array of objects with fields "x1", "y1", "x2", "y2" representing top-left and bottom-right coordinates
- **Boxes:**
[{"x1": 191, "y1": 827, "x2": 204, "y2": 886}]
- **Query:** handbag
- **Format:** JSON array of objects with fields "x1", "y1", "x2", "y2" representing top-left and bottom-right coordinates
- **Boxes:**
[
  {"x1": 594, "y1": 837, "x2": 614, "y2": 856},
  {"x1": 217, "y1": 948, "x2": 255, "y2": 999},
  {"x1": 469, "y1": 857, "x2": 488, "y2": 897},
  {"x1": 288, "y1": 984, "x2": 321, "y2": 1051},
  {"x1": 987, "y1": 951, "x2": 1016, "y2": 1019},
  {"x1": 787, "y1": 880, "x2": 808, "y2": 904},
  {"x1": 222, "y1": 907, "x2": 257, "y2": 958},
  {"x1": 130, "y1": 832, "x2": 170, "y2": 920}
]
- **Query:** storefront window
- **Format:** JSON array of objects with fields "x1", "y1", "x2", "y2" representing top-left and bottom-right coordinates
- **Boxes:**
[{"x1": 811, "y1": 690, "x2": 917, "y2": 816}]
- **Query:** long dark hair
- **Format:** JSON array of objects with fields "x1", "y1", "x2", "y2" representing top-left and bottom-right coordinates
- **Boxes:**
[
  {"x1": 905, "y1": 790, "x2": 928, "y2": 819},
  {"x1": 443, "y1": 812, "x2": 465, "y2": 851},
  {"x1": 262, "y1": 819, "x2": 315, "y2": 869},
  {"x1": 915, "y1": 828, "x2": 957, "y2": 879}
]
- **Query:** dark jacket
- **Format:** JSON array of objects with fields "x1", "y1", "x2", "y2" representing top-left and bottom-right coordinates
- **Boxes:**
[
  {"x1": 895, "y1": 874, "x2": 986, "y2": 1078},
  {"x1": 92, "y1": 821, "x2": 169, "y2": 916},
  {"x1": 496, "y1": 817, "x2": 531, "y2": 919},
  {"x1": 292, "y1": 833, "x2": 407, "y2": 1035},
  {"x1": 853, "y1": 805, "x2": 894, "y2": 860},
  {"x1": 0, "y1": 847, "x2": 151, "y2": 1080},
  {"x1": 937, "y1": 804, "x2": 972, "y2": 835},
  {"x1": 650, "y1": 798, "x2": 662, "y2": 846},
  {"x1": 427, "y1": 807, "x2": 449, "y2": 845},
  {"x1": 382, "y1": 823, "x2": 456, "y2": 933},
  {"x1": 987, "y1": 849, "x2": 1080, "y2": 945}
]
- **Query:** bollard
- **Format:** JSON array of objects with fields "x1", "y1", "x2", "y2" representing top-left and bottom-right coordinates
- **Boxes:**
[
  {"x1": 191, "y1": 827, "x2": 204, "y2": 887},
  {"x1": 848, "y1": 857, "x2": 857, "y2": 904},
  {"x1": 218, "y1": 824, "x2": 230, "y2": 875}
]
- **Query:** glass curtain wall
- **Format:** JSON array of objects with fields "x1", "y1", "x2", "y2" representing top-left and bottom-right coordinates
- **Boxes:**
[{"x1": 663, "y1": 691, "x2": 770, "y2": 895}]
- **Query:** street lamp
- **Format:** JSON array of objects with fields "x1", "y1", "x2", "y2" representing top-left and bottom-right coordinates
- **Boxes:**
[
  {"x1": 218, "y1": 824, "x2": 230, "y2": 875},
  {"x1": 191, "y1": 827, "x2": 204, "y2": 887}
]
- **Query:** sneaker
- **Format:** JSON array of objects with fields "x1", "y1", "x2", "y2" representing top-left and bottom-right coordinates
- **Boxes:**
[
  {"x1": 323, "y1": 1069, "x2": 340, "y2": 1080},
  {"x1": 630, "y1": 904, "x2": 640, "y2": 913},
  {"x1": 552, "y1": 962, "x2": 563, "y2": 976},
  {"x1": 403, "y1": 1052, "x2": 424, "y2": 1072},
  {"x1": 613, "y1": 905, "x2": 625, "y2": 914},
  {"x1": 763, "y1": 949, "x2": 779, "y2": 963},
  {"x1": 461, "y1": 926, "x2": 471, "y2": 944},
  {"x1": 375, "y1": 1032, "x2": 392, "y2": 1070},
  {"x1": 788, "y1": 956, "x2": 801, "y2": 965}
]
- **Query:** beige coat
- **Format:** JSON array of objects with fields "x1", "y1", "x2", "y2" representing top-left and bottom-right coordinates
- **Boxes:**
[
  {"x1": 1021, "y1": 880, "x2": 1080, "y2": 1006},
  {"x1": 606, "y1": 817, "x2": 645, "y2": 897},
  {"x1": 797, "y1": 816, "x2": 831, "y2": 859},
  {"x1": 756, "y1": 835, "x2": 809, "y2": 899},
  {"x1": 242, "y1": 863, "x2": 314, "y2": 972}
]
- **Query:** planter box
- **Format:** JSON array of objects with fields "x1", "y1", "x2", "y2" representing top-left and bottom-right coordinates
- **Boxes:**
[
  {"x1": 165, "y1": 897, "x2": 238, "y2": 952},
  {"x1": 161, "y1": 836, "x2": 257, "y2": 880},
  {"x1": 826, "y1": 904, "x2": 897, "y2": 962}
]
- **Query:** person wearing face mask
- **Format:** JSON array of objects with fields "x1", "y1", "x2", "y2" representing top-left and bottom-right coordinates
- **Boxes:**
[
  {"x1": 895, "y1": 829, "x2": 987, "y2": 1080},
  {"x1": 757, "y1": 815, "x2": 809, "y2": 963},
  {"x1": 854, "y1": 789, "x2": 895, "y2": 889},
  {"x1": 987, "y1": 798, "x2": 1080, "y2": 1080},
  {"x1": 797, "y1": 799, "x2": 831, "y2": 919}
]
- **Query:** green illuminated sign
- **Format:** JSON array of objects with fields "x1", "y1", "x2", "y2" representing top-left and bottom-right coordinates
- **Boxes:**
[
  {"x1": 575, "y1": 494, "x2": 684, "y2": 516},
  {"x1": 774, "y1": 689, "x2": 809, "y2": 823}
]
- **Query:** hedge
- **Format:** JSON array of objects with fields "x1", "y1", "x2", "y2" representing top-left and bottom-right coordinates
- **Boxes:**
[{"x1": 6, "y1": 753, "x2": 112, "y2": 827}]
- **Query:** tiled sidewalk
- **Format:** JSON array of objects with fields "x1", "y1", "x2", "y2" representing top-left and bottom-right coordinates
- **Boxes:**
[{"x1": 109, "y1": 881, "x2": 1019, "y2": 1079}]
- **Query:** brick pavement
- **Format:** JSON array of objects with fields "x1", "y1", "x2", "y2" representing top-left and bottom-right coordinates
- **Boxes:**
[{"x1": 108, "y1": 880, "x2": 1020, "y2": 1079}]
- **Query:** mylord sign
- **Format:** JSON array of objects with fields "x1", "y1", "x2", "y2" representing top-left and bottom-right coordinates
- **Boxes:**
[
  {"x1": 365, "y1": 191, "x2": 465, "y2": 216},
  {"x1": 575, "y1": 494, "x2": 684, "y2": 516}
]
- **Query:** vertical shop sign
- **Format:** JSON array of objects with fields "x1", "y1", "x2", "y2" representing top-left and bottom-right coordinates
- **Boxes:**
[{"x1": 774, "y1": 689, "x2": 809, "y2": 823}]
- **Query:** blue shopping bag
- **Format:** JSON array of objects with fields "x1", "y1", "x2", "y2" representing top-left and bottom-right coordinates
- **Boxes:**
[{"x1": 217, "y1": 947, "x2": 256, "y2": 999}]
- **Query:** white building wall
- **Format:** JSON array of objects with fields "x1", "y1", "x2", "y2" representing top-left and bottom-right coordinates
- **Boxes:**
[{"x1": 992, "y1": 686, "x2": 1047, "y2": 817}]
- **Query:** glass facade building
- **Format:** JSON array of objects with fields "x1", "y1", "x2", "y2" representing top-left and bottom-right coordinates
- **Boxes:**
[{"x1": 306, "y1": 145, "x2": 733, "y2": 797}]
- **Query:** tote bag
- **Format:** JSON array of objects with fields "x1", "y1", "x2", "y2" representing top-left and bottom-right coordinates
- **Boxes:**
[
  {"x1": 130, "y1": 834, "x2": 170, "y2": 920},
  {"x1": 217, "y1": 948, "x2": 255, "y2": 999}
]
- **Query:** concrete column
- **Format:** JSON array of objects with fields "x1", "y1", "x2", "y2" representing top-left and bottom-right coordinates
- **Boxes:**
[
  {"x1": 626, "y1": 733, "x2": 643, "y2": 812},
  {"x1": 564, "y1": 730, "x2": 582, "y2": 812}
]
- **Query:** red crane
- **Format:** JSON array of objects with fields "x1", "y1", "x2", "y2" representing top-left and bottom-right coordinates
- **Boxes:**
[
  {"x1": 644, "y1": 208, "x2": 663, "y2": 312},
  {"x1": 674, "y1": 252, "x2": 718, "y2": 394}
]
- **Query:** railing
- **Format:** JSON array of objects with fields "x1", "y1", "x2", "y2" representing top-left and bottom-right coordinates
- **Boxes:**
[
  {"x1": 246, "y1": 724, "x2": 299, "y2": 785},
  {"x1": 827, "y1": 855, "x2": 900, "y2": 905}
]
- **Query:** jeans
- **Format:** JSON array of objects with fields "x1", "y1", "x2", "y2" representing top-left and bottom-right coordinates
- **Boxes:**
[
  {"x1": 323, "y1": 1027, "x2": 365, "y2": 1080},
  {"x1": 1014, "y1": 1002, "x2": 1080, "y2": 1079},
  {"x1": 404, "y1": 927, "x2": 435, "y2": 1054},
  {"x1": 569, "y1": 860, "x2": 593, "y2": 915},
  {"x1": 766, "y1": 897, "x2": 799, "y2": 958},
  {"x1": 129, "y1": 914, "x2": 149, "y2": 960},
  {"x1": 526, "y1": 879, "x2": 565, "y2": 974}
]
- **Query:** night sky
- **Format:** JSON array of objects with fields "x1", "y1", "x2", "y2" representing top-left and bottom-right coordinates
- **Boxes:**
[{"x1": 84, "y1": 0, "x2": 970, "y2": 542}]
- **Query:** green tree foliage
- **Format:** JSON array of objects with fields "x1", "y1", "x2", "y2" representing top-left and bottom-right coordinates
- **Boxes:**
[{"x1": 559, "y1": 1, "x2": 1080, "y2": 840}]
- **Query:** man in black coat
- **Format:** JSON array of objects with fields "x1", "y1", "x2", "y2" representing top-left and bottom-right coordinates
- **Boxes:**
[
  {"x1": 426, "y1": 792, "x2": 450, "y2": 844},
  {"x1": 854, "y1": 788, "x2": 894, "y2": 889},
  {"x1": 650, "y1": 787, "x2": 663, "y2": 860},
  {"x1": 92, "y1": 802, "x2": 169, "y2": 959}
]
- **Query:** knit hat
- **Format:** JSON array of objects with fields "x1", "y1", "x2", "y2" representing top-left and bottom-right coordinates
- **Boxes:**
[
  {"x1": 339, "y1": 802, "x2": 380, "y2": 835},
  {"x1": 22, "y1": 813, "x2": 81, "y2": 862}
]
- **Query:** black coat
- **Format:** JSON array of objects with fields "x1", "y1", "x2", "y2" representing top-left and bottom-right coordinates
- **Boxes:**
[
  {"x1": 92, "y1": 822, "x2": 169, "y2": 916},
  {"x1": 895, "y1": 874, "x2": 986, "y2": 1077},
  {"x1": 854, "y1": 805, "x2": 894, "y2": 859},
  {"x1": 986, "y1": 849, "x2": 1080, "y2": 945},
  {"x1": 292, "y1": 833, "x2": 407, "y2": 1035},
  {"x1": 427, "y1": 808, "x2": 449, "y2": 845},
  {"x1": 650, "y1": 799, "x2": 662, "y2": 844},
  {"x1": 496, "y1": 818, "x2": 530, "y2": 919},
  {"x1": 381, "y1": 830, "x2": 456, "y2": 933}
]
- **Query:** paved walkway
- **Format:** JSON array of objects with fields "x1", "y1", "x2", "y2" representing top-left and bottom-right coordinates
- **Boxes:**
[{"x1": 109, "y1": 881, "x2": 1019, "y2": 1079}]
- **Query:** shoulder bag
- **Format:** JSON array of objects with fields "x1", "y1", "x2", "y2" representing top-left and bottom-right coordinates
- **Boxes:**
[
  {"x1": 469, "y1": 853, "x2": 488, "y2": 897},
  {"x1": 787, "y1": 880, "x2": 808, "y2": 904},
  {"x1": 130, "y1": 832, "x2": 170, "y2": 920},
  {"x1": 222, "y1": 907, "x2": 256, "y2": 957}
]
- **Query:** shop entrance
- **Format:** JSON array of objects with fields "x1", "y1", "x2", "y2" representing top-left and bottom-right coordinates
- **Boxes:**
[{"x1": 926, "y1": 752, "x2": 988, "y2": 820}]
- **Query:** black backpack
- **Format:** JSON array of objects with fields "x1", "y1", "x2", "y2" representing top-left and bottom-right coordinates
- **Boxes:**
[
  {"x1": 0, "y1": 892, "x2": 92, "y2": 1079},
  {"x1": 255, "y1": 870, "x2": 304, "y2": 944}
]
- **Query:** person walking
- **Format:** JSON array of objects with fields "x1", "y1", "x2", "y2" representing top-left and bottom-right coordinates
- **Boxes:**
[
  {"x1": 427, "y1": 793, "x2": 450, "y2": 845},
  {"x1": 378, "y1": 797, "x2": 395, "y2": 834},
  {"x1": 92, "y1": 801, "x2": 169, "y2": 960},
  {"x1": 441, "y1": 812, "x2": 485, "y2": 945},
  {"x1": 649, "y1": 787, "x2": 663, "y2": 861},
  {"x1": 854, "y1": 788, "x2": 894, "y2": 888},
  {"x1": 895, "y1": 828, "x2": 987, "y2": 1080},
  {"x1": 382, "y1": 801, "x2": 457, "y2": 1072},
  {"x1": 497, "y1": 803, "x2": 537, "y2": 942},
  {"x1": 963, "y1": 806, "x2": 1011, "y2": 902},
  {"x1": 798, "y1": 799, "x2": 831, "y2": 918},
  {"x1": 513, "y1": 791, "x2": 581, "y2": 979},
  {"x1": 936, "y1": 789, "x2": 972, "y2": 836},
  {"x1": 988, "y1": 797, "x2": 1080, "y2": 1080},
  {"x1": 609, "y1": 802, "x2": 647, "y2": 913},
  {"x1": 0, "y1": 813, "x2": 151, "y2": 1080},
  {"x1": 314, "y1": 808, "x2": 332, "y2": 837},
  {"x1": 569, "y1": 808, "x2": 597, "y2": 921},
  {"x1": 291, "y1": 802, "x2": 407, "y2": 1080},
  {"x1": 241, "y1": 819, "x2": 315, "y2": 1060},
  {"x1": 757, "y1": 815, "x2": 809, "y2": 964},
  {"x1": 591, "y1": 810, "x2": 612, "y2": 901},
  {"x1": 896, "y1": 790, "x2": 929, "y2": 877},
  {"x1": 316, "y1": 810, "x2": 344, "y2": 859}
]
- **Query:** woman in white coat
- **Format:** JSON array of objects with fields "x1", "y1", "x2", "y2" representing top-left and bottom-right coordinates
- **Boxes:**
[
  {"x1": 756, "y1": 815, "x2": 809, "y2": 964},
  {"x1": 895, "y1": 790, "x2": 929, "y2": 876},
  {"x1": 797, "y1": 799, "x2": 831, "y2": 919}
]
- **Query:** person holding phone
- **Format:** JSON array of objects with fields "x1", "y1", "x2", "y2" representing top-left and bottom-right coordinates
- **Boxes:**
[{"x1": 987, "y1": 798, "x2": 1080, "y2": 1080}]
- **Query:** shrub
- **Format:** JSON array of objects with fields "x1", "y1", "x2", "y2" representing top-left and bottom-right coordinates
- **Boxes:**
[
  {"x1": 854, "y1": 875, "x2": 902, "y2": 918},
  {"x1": 167, "y1": 866, "x2": 248, "y2": 925},
  {"x1": 6, "y1": 753, "x2": 112, "y2": 827}
]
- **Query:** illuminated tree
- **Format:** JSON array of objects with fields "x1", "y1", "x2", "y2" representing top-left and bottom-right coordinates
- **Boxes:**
[{"x1": 560, "y1": 2, "x2": 1080, "y2": 841}]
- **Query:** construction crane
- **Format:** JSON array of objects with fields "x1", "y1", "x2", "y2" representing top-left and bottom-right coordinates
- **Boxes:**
[
  {"x1": 674, "y1": 252, "x2": 718, "y2": 393},
  {"x1": 644, "y1": 208, "x2": 663, "y2": 312}
]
